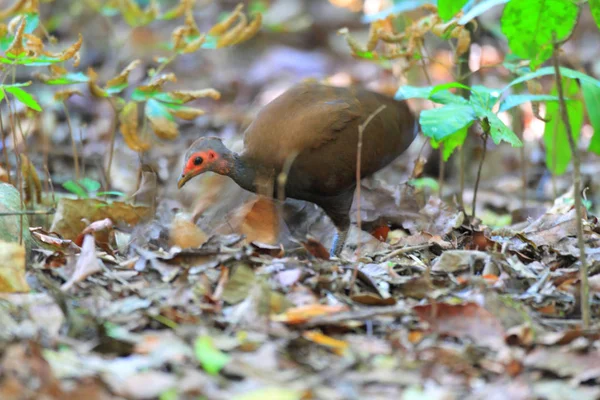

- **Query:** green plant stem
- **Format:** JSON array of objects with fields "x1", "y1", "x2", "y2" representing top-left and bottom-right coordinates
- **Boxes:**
[
  {"x1": 551, "y1": 38, "x2": 590, "y2": 328},
  {"x1": 62, "y1": 102, "x2": 80, "y2": 182},
  {"x1": 472, "y1": 127, "x2": 489, "y2": 221}
]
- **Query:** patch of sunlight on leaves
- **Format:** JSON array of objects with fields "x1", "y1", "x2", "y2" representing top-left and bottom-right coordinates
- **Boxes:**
[
  {"x1": 409, "y1": 177, "x2": 439, "y2": 192},
  {"x1": 479, "y1": 210, "x2": 512, "y2": 229}
]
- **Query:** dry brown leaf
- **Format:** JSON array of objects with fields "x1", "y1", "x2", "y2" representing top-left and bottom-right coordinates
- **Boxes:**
[
  {"x1": 0, "y1": 0, "x2": 28, "y2": 20},
  {"x1": 50, "y1": 198, "x2": 151, "y2": 241},
  {"x1": 120, "y1": 102, "x2": 152, "y2": 152},
  {"x1": 182, "y1": 34, "x2": 206, "y2": 54},
  {"x1": 61, "y1": 235, "x2": 102, "y2": 291},
  {"x1": 272, "y1": 304, "x2": 348, "y2": 324},
  {"x1": 19, "y1": 154, "x2": 41, "y2": 205},
  {"x1": 147, "y1": 112, "x2": 178, "y2": 140},
  {"x1": 169, "y1": 217, "x2": 208, "y2": 249},
  {"x1": 87, "y1": 67, "x2": 109, "y2": 98},
  {"x1": 413, "y1": 302, "x2": 506, "y2": 350},
  {"x1": 168, "y1": 107, "x2": 205, "y2": 120},
  {"x1": 216, "y1": 12, "x2": 247, "y2": 48},
  {"x1": 0, "y1": 241, "x2": 28, "y2": 293},
  {"x1": 137, "y1": 73, "x2": 177, "y2": 92},
  {"x1": 231, "y1": 13, "x2": 262, "y2": 46},
  {"x1": 228, "y1": 197, "x2": 279, "y2": 244}
]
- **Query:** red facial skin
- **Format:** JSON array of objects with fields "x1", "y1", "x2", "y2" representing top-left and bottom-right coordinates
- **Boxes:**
[{"x1": 179, "y1": 149, "x2": 230, "y2": 188}]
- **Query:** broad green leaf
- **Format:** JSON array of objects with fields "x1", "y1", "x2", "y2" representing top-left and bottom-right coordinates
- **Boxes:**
[
  {"x1": 62, "y1": 180, "x2": 88, "y2": 198},
  {"x1": 459, "y1": 0, "x2": 509, "y2": 25},
  {"x1": 476, "y1": 109, "x2": 522, "y2": 146},
  {"x1": 438, "y1": 0, "x2": 469, "y2": 21},
  {"x1": 131, "y1": 87, "x2": 157, "y2": 102},
  {"x1": 1, "y1": 82, "x2": 32, "y2": 88},
  {"x1": 590, "y1": 0, "x2": 600, "y2": 31},
  {"x1": 544, "y1": 78, "x2": 583, "y2": 174},
  {"x1": 430, "y1": 82, "x2": 471, "y2": 96},
  {"x1": 470, "y1": 85, "x2": 501, "y2": 110},
  {"x1": 430, "y1": 123, "x2": 470, "y2": 161},
  {"x1": 0, "y1": 90, "x2": 4, "y2": 102},
  {"x1": 78, "y1": 178, "x2": 101, "y2": 193},
  {"x1": 420, "y1": 104, "x2": 476, "y2": 141},
  {"x1": 409, "y1": 177, "x2": 440, "y2": 191},
  {"x1": 504, "y1": 66, "x2": 600, "y2": 91},
  {"x1": 105, "y1": 82, "x2": 128, "y2": 95},
  {"x1": 501, "y1": 0, "x2": 578, "y2": 69},
  {"x1": 6, "y1": 87, "x2": 42, "y2": 111},
  {"x1": 194, "y1": 336, "x2": 230, "y2": 375},
  {"x1": 498, "y1": 94, "x2": 560, "y2": 112},
  {"x1": 582, "y1": 81, "x2": 600, "y2": 154},
  {"x1": 395, "y1": 85, "x2": 467, "y2": 104},
  {"x1": 361, "y1": 0, "x2": 434, "y2": 22}
]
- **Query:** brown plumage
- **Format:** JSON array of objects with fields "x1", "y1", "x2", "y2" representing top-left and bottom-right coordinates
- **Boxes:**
[{"x1": 178, "y1": 82, "x2": 418, "y2": 257}]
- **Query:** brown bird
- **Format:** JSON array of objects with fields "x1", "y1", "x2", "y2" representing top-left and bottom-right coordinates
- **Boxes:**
[{"x1": 178, "y1": 82, "x2": 417, "y2": 257}]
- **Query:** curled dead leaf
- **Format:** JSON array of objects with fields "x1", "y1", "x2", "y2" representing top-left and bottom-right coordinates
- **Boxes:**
[
  {"x1": 6, "y1": 17, "x2": 26, "y2": 57},
  {"x1": 54, "y1": 89, "x2": 83, "y2": 102},
  {"x1": 216, "y1": 12, "x2": 247, "y2": 48},
  {"x1": 138, "y1": 73, "x2": 177, "y2": 92},
  {"x1": 106, "y1": 59, "x2": 141, "y2": 88},
  {"x1": 19, "y1": 154, "x2": 41, "y2": 205},
  {"x1": 208, "y1": 4, "x2": 244, "y2": 36},
  {"x1": 167, "y1": 89, "x2": 221, "y2": 103},
  {"x1": 120, "y1": 102, "x2": 152, "y2": 152},
  {"x1": 87, "y1": 67, "x2": 109, "y2": 98}
]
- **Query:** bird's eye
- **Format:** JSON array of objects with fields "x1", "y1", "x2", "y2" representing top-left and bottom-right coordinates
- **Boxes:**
[{"x1": 194, "y1": 156, "x2": 203, "y2": 166}]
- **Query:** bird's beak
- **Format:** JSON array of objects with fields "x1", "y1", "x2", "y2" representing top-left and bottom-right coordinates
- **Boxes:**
[{"x1": 177, "y1": 172, "x2": 193, "y2": 189}]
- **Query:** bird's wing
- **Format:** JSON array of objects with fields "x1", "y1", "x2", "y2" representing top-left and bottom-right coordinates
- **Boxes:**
[{"x1": 242, "y1": 83, "x2": 362, "y2": 168}]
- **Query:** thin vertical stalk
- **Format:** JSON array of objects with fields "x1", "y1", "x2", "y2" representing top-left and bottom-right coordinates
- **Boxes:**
[
  {"x1": 62, "y1": 102, "x2": 80, "y2": 181},
  {"x1": 472, "y1": 128, "x2": 489, "y2": 221},
  {"x1": 0, "y1": 108, "x2": 10, "y2": 185},
  {"x1": 551, "y1": 37, "x2": 589, "y2": 328}
]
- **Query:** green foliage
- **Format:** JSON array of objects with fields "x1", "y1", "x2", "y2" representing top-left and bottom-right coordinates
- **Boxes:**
[
  {"x1": 409, "y1": 176, "x2": 440, "y2": 191},
  {"x1": 501, "y1": 0, "x2": 579, "y2": 69},
  {"x1": 543, "y1": 79, "x2": 583, "y2": 175},
  {"x1": 589, "y1": 0, "x2": 600, "y2": 31},
  {"x1": 438, "y1": 0, "x2": 469, "y2": 21},
  {"x1": 431, "y1": 125, "x2": 469, "y2": 161},
  {"x1": 582, "y1": 81, "x2": 600, "y2": 154},
  {"x1": 62, "y1": 178, "x2": 103, "y2": 198},
  {"x1": 5, "y1": 86, "x2": 41, "y2": 111},
  {"x1": 458, "y1": 0, "x2": 509, "y2": 25},
  {"x1": 420, "y1": 104, "x2": 475, "y2": 141},
  {"x1": 194, "y1": 336, "x2": 230, "y2": 375}
]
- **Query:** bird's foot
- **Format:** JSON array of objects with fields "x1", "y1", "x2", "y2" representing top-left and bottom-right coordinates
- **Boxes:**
[{"x1": 329, "y1": 229, "x2": 348, "y2": 259}]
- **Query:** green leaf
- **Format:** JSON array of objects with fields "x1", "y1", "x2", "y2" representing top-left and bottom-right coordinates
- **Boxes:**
[
  {"x1": 478, "y1": 109, "x2": 522, "y2": 146},
  {"x1": 470, "y1": 85, "x2": 501, "y2": 110},
  {"x1": 430, "y1": 123, "x2": 470, "y2": 161},
  {"x1": 504, "y1": 66, "x2": 600, "y2": 91},
  {"x1": 420, "y1": 104, "x2": 476, "y2": 141},
  {"x1": 105, "y1": 82, "x2": 128, "y2": 95},
  {"x1": 409, "y1": 177, "x2": 440, "y2": 191},
  {"x1": 582, "y1": 81, "x2": 600, "y2": 154},
  {"x1": 45, "y1": 71, "x2": 90, "y2": 85},
  {"x1": 194, "y1": 336, "x2": 230, "y2": 375},
  {"x1": 395, "y1": 85, "x2": 467, "y2": 104},
  {"x1": 501, "y1": 0, "x2": 578, "y2": 69},
  {"x1": 590, "y1": 0, "x2": 600, "y2": 31},
  {"x1": 430, "y1": 82, "x2": 471, "y2": 96},
  {"x1": 544, "y1": 78, "x2": 583, "y2": 174},
  {"x1": 62, "y1": 180, "x2": 88, "y2": 198},
  {"x1": 78, "y1": 178, "x2": 101, "y2": 193},
  {"x1": 438, "y1": 0, "x2": 469, "y2": 21},
  {"x1": 498, "y1": 94, "x2": 561, "y2": 112},
  {"x1": 458, "y1": 0, "x2": 509, "y2": 25},
  {"x1": 6, "y1": 87, "x2": 42, "y2": 111},
  {"x1": 96, "y1": 190, "x2": 126, "y2": 197},
  {"x1": 146, "y1": 99, "x2": 178, "y2": 139}
]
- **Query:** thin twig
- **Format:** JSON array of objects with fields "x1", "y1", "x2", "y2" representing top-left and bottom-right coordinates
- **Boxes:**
[
  {"x1": 511, "y1": 105, "x2": 527, "y2": 207},
  {"x1": 105, "y1": 99, "x2": 119, "y2": 188},
  {"x1": 350, "y1": 105, "x2": 386, "y2": 290},
  {"x1": 0, "y1": 107, "x2": 10, "y2": 185},
  {"x1": 62, "y1": 102, "x2": 80, "y2": 181},
  {"x1": 381, "y1": 244, "x2": 432, "y2": 261},
  {"x1": 551, "y1": 35, "x2": 590, "y2": 328},
  {"x1": 472, "y1": 122, "x2": 489, "y2": 221}
]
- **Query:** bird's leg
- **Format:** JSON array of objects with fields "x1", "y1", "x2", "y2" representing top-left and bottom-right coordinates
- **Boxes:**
[{"x1": 330, "y1": 228, "x2": 349, "y2": 258}]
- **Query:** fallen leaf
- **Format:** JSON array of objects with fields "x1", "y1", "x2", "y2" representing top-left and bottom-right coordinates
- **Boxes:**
[
  {"x1": 272, "y1": 304, "x2": 348, "y2": 325},
  {"x1": 61, "y1": 235, "x2": 103, "y2": 291},
  {"x1": 0, "y1": 241, "x2": 29, "y2": 293}
]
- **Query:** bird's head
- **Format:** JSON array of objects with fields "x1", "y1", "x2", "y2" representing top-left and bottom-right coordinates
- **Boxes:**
[{"x1": 177, "y1": 136, "x2": 233, "y2": 189}]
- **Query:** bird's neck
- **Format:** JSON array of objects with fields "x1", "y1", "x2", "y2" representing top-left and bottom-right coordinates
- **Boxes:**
[{"x1": 227, "y1": 153, "x2": 269, "y2": 194}]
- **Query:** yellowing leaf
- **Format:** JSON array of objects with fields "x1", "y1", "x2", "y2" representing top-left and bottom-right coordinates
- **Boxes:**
[
  {"x1": 182, "y1": 33, "x2": 206, "y2": 54},
  {"x1": 168, "y1": 106, "x2": 205, "y2": 120},
  {"x1": 272, "y1": 304, "x2": 348, "y2": 324},
  {"x1": 19, "y1": 154, "x2": 41, "y2": 205},
  {"x1": 54, "y1": 89, "x2": 83, "y2": 102},
  {"x1": 216, "y1": 12, "x2": 247, "y2": 48},
  {"x1": 137, "y1": 73, "x2": 177, "y2": 92},
  {"x1": 302, "y1": 331, "x2": 349, "y2": 355},
  {"x1": 120, "y1": 101, "x2": 152, "y2": 152},
  {"x1": 24, "y1": 33, "x2": 42, "y2": 55},
  {"x1": 162, "y1": 0, "x2": 194, "y2": 20},
  {"x1": 6, "y1": 17, "x2": 26, "y2": 57},
  {"x1": 208, "y1": 3, "x2": 243, "y2": 36},
  {"x1": 106, "y1": 59, "x2": 141, "y2": 88},
  {"x1": 57, "y1": 33, "x2": 82, "y2": 61},
  {"x1": 87, "y1": 67, "x2": 109, "y2": 98},
  {"x1": 233, "y1": 13, "x2": 262, "y2": 46},
  {"x1": 168, "y1": 88, "x2": 221, "y2": 103},
  {"x1": 146, "y1": 99, "x2": 178, "y2": 140}
]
